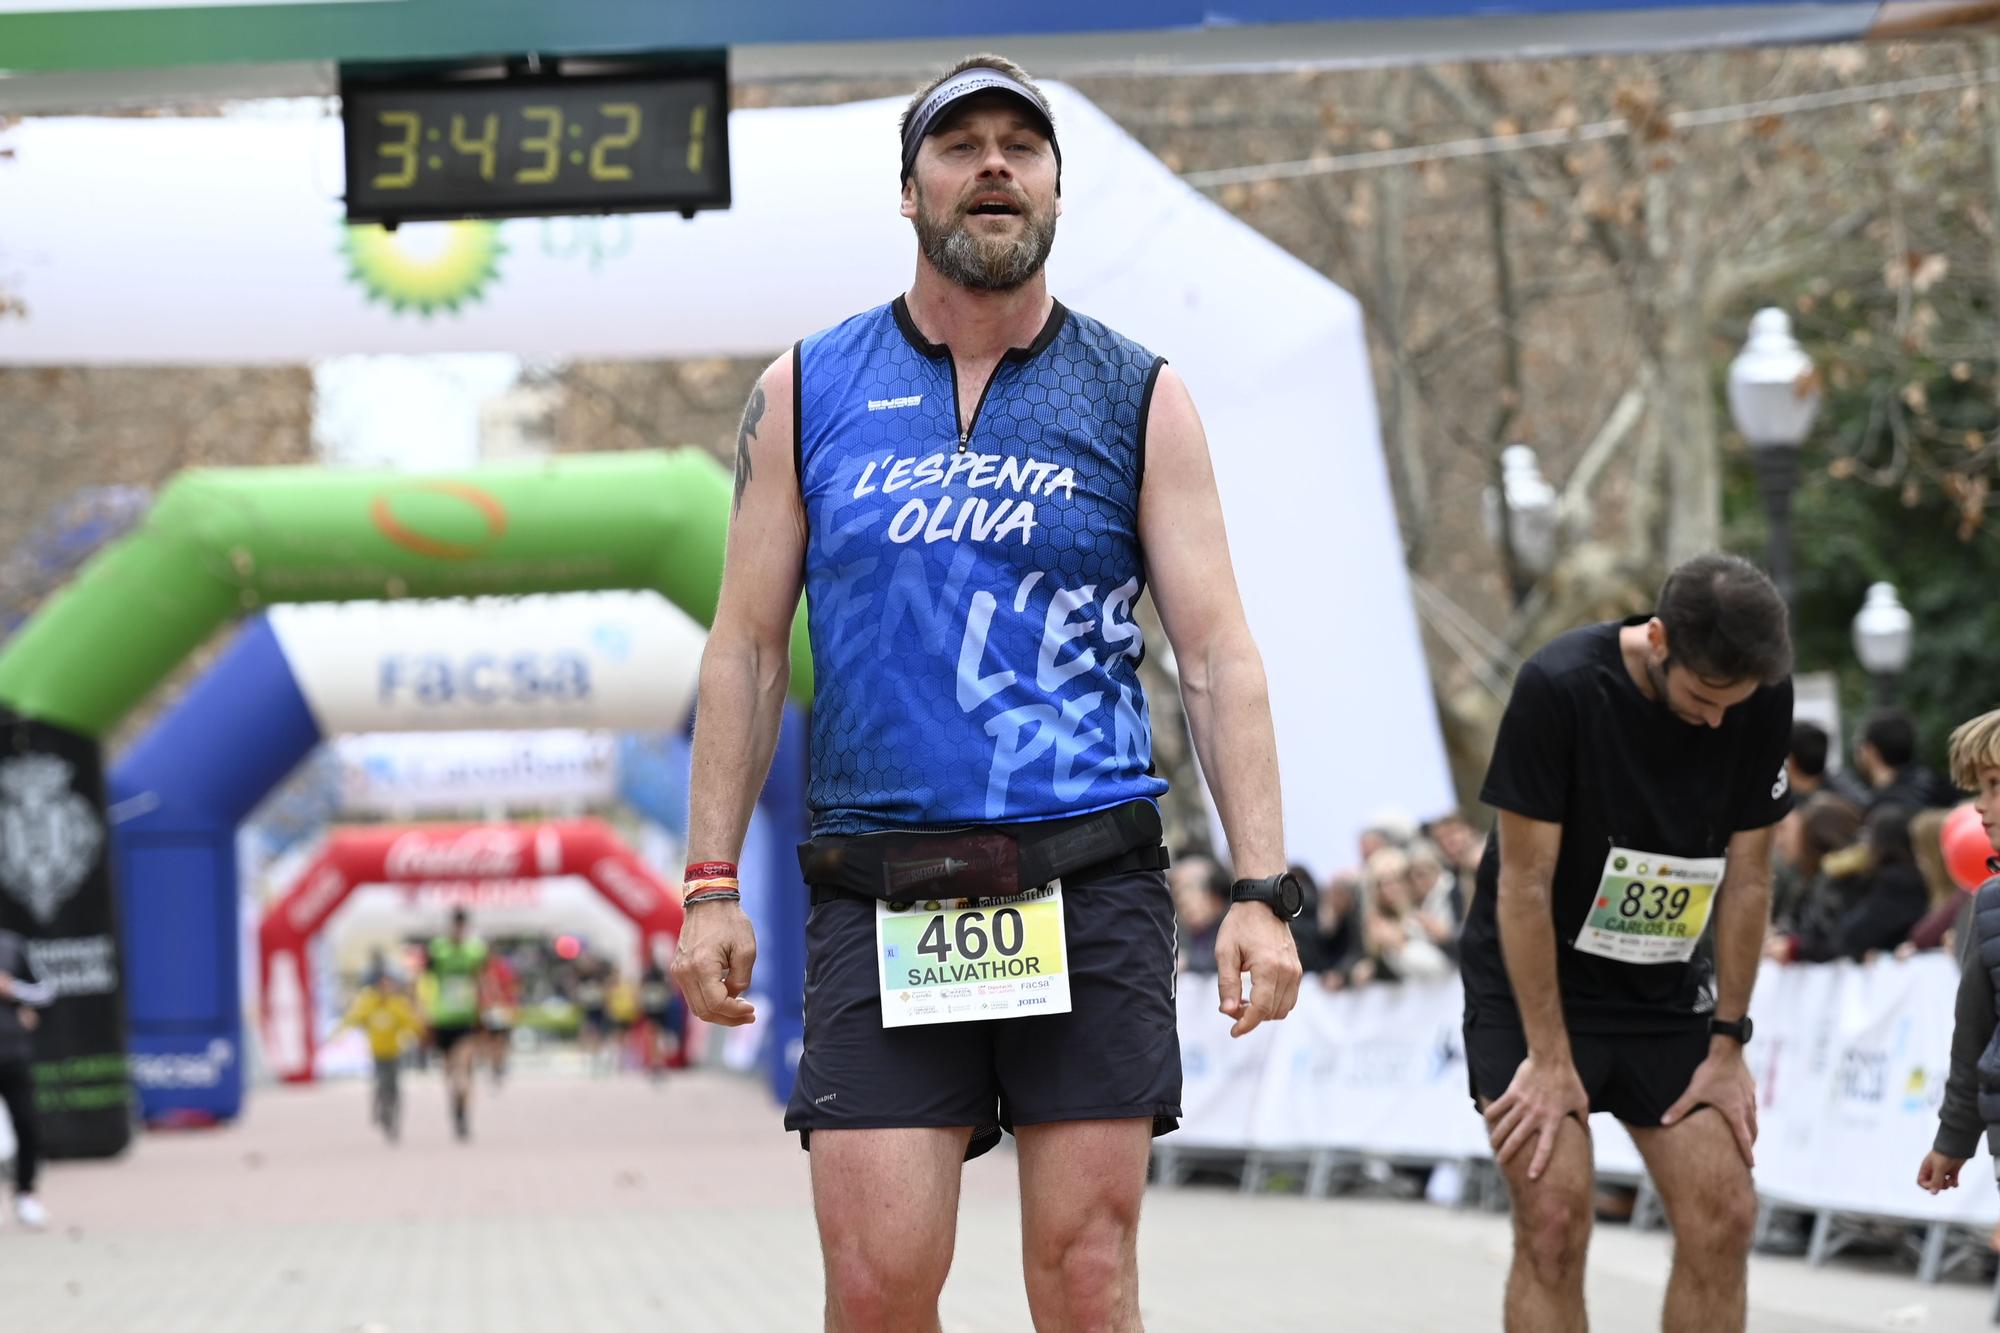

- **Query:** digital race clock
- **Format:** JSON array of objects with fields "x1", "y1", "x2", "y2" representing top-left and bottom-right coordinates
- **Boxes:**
[{"x1": 340, "y1": 54, "x2": 731, "y2": 226}]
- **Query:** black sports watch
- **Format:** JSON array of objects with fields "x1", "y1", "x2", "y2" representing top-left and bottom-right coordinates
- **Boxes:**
[
  {"x1": 1710, "y1": 1015, "x2": 1754, "y2": 1046},
  {"x1": 1230, "y1": 871, "x2": 1306, "y2": 920}
]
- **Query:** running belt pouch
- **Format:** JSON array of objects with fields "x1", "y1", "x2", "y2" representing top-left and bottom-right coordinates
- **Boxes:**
[{"x1": 797, "y1": 800, "x2": 1165, "y2": 902}]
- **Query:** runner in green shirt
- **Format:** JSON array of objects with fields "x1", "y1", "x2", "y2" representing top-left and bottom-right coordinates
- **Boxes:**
[{"x1": 425, "y1": 908, "x2": 488, "y2": 1142}]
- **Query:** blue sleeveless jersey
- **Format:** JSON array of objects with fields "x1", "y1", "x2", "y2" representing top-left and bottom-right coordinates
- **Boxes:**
[{"x1": 797, "y1": 297, "x2": 1169, "y2": 835}]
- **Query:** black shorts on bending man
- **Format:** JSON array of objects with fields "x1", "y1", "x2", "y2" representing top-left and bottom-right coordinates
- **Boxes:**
[{"x1": 1461, "y1": 552, "x2": 1793, "y2": 1333}]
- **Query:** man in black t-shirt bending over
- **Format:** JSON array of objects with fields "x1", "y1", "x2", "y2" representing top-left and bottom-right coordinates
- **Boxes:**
[{"x1": 1462, "y1": 553, "x2": 1793, "y2": 1333}]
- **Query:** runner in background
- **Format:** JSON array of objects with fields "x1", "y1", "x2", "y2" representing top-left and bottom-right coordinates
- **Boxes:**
[
  {"x1": 638, "y1": 956, "x2": 680, "y2": 1081},
  {"x1": 340, "y1": 958, "x2": 421, "y2": 1144},
  {"x1": 425, "y1": 908, "x2": 489, "y2": 1141},
  {"x1": 574, "y1": 957, "x2": 611, "y2": 1076},
  {"x1": 479, "y1": 947, "x2": 519, "y2": 1088},
  {"x1": 0, "y1": 927, "x2": 54, "y2": 1229},
  {"x1": 607, "y1": 969, "x2": 641, "y2": 1073}
]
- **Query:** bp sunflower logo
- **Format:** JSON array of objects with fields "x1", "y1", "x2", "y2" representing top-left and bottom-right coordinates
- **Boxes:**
[{"x1": 340, "y1": 221, "x2": 506, "y2": 317}]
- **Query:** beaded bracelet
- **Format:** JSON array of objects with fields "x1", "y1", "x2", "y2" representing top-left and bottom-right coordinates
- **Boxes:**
[{"x1": 683, "y1": 872, "x2": 741, "y2": 907}]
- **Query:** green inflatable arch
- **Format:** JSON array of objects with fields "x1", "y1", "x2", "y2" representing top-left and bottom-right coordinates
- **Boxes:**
[
  {"x1": 0, "y1": 449, "x2": 809, "y2": 1159},
  {"x1": 0, "y1": 448, "x2": 811, "y2": 735}
]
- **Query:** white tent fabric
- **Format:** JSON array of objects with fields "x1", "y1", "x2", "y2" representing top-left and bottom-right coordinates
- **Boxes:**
[{"x1": 0, "y1": 88, "x2": 1455, "y2": 872}]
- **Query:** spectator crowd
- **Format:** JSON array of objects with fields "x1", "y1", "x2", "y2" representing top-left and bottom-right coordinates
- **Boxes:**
[
  {"x1": 1172, "y1": 809, "x2": 1484, "y2": 987},
  {"x1": 1767, "y1": 712, "x2": 1970, "y2": 965}
]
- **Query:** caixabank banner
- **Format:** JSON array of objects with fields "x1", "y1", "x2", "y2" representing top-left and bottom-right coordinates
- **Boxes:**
[{"x1": 0, "y1": 710, "x2": 129, "y2": 1159}]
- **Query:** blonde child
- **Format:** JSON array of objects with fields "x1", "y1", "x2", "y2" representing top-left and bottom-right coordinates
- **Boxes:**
[{"x1": 1917, "y1": 709, "x2": 2000, "y2": 1196}]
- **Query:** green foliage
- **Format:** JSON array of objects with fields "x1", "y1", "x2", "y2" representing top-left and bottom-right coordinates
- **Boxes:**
[{"x1": 1721, "y1": 292, "x2": 2000, "y2": 772}]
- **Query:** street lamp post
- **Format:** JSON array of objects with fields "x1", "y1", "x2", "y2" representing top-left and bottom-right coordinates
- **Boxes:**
[
  {"x1": 1483, "y1": 442, "x2": 1559, "y2": 605},
  {"x1": 1727, "y1": 309, "x2": 1822, "y2": 615},
  {"x1": 1852, "y1": 581, "x2": 1914, "y2": 706}
]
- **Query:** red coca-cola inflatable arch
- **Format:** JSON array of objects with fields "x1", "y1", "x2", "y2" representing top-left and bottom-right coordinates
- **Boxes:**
[{"x1": 258, "y1": 819, "x2": 682, "y2": 1083}]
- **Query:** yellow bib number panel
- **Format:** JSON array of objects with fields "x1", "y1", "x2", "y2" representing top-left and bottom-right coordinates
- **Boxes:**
[
  {"x1": 876, "y1": 882, "x2": 1071, "y2": 1028},
  {"x1": 1573, "y1": 847, "x2": 1722, "y2": 965}
]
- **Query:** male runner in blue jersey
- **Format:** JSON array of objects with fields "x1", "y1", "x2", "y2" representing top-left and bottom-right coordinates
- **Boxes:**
[{"x1": 672, "y1": 55, "x2": 1302, "y2": 1332}]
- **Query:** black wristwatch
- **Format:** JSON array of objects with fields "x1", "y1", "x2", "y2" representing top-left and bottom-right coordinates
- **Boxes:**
[
  {"x1": 1710, "y1": 1015, "x2": 1754, "y2": 1046},
  {"x1": 1230, "y1": 871, "x2": 1306, "y2": 920}
]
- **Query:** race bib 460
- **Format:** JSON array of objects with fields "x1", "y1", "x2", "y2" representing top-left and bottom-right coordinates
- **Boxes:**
[
  {"x1": 876, "y1": 882, "x2": 1071, "y2": 1028},
  {"x1": 1573, "y1": 846, "x2": 1723, "y2": 965}
]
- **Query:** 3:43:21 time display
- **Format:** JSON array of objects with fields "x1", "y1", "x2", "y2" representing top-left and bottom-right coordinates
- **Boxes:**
[{"x1": 369, "y1": 102, "x2": 709, "y2": 189}]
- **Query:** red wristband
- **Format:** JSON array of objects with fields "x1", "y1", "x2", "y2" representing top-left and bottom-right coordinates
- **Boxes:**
[{"x1": 685, "y1": 860, "x2": 738, "y2": 881}]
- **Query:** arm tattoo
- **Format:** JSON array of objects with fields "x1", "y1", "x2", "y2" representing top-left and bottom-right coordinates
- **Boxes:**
[{"x1": 733, "y1": 383, "x2": 766, "y2": 515}]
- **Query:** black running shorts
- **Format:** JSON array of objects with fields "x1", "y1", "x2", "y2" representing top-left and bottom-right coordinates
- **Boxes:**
[
  {"x1": 783, "y1": 868, "x2": 1182, "y2": 1159},
  {"x1": 432, "y1": 1024, "x2": 478, "y2": 1055},
  {"x1": 1463, "y1": 1018, "x2": 1712, "y2": 1128}
]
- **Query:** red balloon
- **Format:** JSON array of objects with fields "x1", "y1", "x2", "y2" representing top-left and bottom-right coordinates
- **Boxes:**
[{"x1": 1941, "y1": 803, "x2": 1995, "y2": 893}]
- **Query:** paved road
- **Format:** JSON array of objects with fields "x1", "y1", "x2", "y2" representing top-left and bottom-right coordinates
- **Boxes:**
[{"x1": 6, "y1": 1062, "x2": 1990, "y2": 1330}]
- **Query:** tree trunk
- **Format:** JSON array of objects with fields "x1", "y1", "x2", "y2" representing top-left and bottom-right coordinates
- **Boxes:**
[
  {"x1": 1982, "y1": 37, "x2": 2000, "y2": 367},
  {"x1": 1374, "y1": 70, "x2": 1430, "y2": 563},
  {"x1": 1643, "y1": 161, "x2": 1722, "y2": 565}
]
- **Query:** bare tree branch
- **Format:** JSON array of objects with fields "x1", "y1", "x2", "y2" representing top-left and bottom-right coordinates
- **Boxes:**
[
  {"x1": 1555, "y1": 380, "x2": 1650, "y2": 535},
  {"x1": 1705, "y1": 205, "x2": 1876, "y2": 313},
  {"x1": 1375, "y1": 71, "x2": 1431, "y2": 563}
]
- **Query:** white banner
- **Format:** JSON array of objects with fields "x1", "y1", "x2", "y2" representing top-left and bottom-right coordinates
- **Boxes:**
[
  {"x1": 1175, "y1": 985, "x2": 1278, "y2": 1149},
  {"x1": 1177, "y1": 957, "x2": 1999, "y2": 1225},
  {"x1": 1179, "y1": 977, "x2": 1638, "y2": 1171},
  {"x1": 1752, "y1": 955, "x2": 1999, "y2": 1224},
  {"x1": 331, "y1": 729, "x2": 618, "y2": 814},
  {"x1": 267, "y1": 591, "x2": 704, "y2": 735},
  {"x1": 1245, "y1": 977, "x2": 1488, "y2": 1160}
]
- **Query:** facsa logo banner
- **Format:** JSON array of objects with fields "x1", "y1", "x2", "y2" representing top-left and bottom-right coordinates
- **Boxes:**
[
  {"x1": 377, "y1": 651, "x2": 591, "y2": 708},
  {"x1": 267, "y1": 591, "x2": 705, "y2": 734},
  {"x1": 131, "y1": 1039, "x2": 236, "y2": 1091}
]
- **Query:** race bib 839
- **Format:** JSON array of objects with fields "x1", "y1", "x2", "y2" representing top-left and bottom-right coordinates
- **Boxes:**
[{"x1": 1573, "y1": 846, "x2": 1723, "y2": 965}]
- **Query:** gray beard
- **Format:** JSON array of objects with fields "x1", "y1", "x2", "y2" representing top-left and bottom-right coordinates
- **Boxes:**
[{"x1": 914, "y1": 195, "x2": 1057, "y2": 292}]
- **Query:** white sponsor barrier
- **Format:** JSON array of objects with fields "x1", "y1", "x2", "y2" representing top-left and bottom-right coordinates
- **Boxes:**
[{"x1": 1177, "y1": 955, "x2": 1999, "y2": 1226}]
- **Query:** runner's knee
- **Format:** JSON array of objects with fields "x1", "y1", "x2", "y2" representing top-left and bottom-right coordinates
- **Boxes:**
[
  {"x1": 1026, "y1": 1210, "x2": 1136, "y2": 1325},
  {"x1": 823, "y1": 1237, "x2": 950, "y2": 1325},
  {"x1": 1514, "y1": 1182, "x2": 1591, "y2": 1286},
  {"x1": 1673, "y1": 1172, "x2": 1757, "y2": 1264}
]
